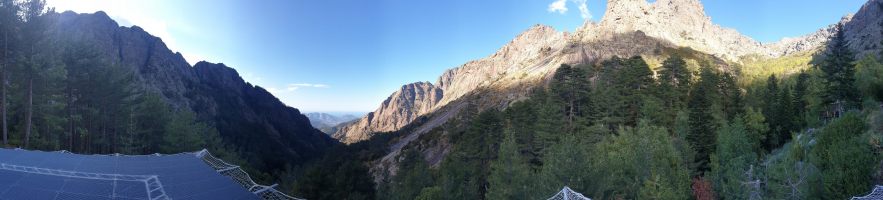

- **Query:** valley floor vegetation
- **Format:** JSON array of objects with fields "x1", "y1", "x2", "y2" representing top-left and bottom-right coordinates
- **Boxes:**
[{"x1": 294, "y1": 25, "x2": 883, "y2": 200}]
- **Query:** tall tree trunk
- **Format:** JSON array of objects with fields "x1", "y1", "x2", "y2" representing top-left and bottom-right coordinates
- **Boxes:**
[
  {"x1": 24, "y1": 77, "x2": 33, "y2": 148},
  {"x1": 2, "y1": 31, "x2": 7, "y2": 147},
  {"x1": 111, "y1": 111, "x2": 116, "y2": 153},
  {"x1": 567, "y1": 101, "x2": 574, "y2": 132},
  {"x1": 100, "y1": 108, "x2": 105, "y2": 153},
  {"x1": 67, "y1": 86, "x2": 73, "y2": 151},
  {"x1": 1, "y1": 65, "x2": 5, "y2": 147}
]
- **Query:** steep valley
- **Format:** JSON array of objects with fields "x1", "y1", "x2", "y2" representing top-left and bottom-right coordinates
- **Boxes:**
[
  {"x1": 51, "y1": 11, "x2": 335, "y2": 178},
  {"x1": 312, "y1": 0, "x2": 883, "y2": 199}
]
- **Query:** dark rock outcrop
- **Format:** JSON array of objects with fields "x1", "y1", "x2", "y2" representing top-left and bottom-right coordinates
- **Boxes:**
[
  {"x1": 50, "y1": 11, "x2": 335, "y2": 172},
  {"x1": 843, "y1": 0, "x2": 883, "y2": 57}
]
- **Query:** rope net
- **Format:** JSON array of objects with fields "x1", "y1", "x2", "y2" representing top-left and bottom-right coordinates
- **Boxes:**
[
  {"x1": 853, "y1": 185, "x2": 883, "y2": 200},
  {"x1": 195, "y1": 149, "x2": 305, "y2": 200},
  {"x1": 547, "y1": 186, "x2": 591, "y2": 200}
]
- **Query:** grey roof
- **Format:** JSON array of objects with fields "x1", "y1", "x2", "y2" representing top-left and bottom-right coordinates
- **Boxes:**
[{"x1": 0, "y1": 148, "x2": 259, "y2": 200}]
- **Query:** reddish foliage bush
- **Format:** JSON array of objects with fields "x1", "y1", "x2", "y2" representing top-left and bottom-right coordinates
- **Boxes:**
[{"x1": 692, "y1": 176, "x2": 715, "y2": 200}]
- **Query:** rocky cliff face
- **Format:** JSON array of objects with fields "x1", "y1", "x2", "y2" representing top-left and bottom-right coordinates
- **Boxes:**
[
  {"x1": 53, "y1": 11, "x2": 196, "y2": 109},
  {"x1": 333, "y1": 82, "x2": 443, "y2": 143},
  {"x1": 843, "y1": 0, "x2": 883, "y2": 57},
  {"x1": 580, "y1": 0, "x2": 770, "y2": 61},
  {"x1": 335, "y1": 0, "x2": 883, "y2": 145},
  {"x1": 333, "y1": 25, "x2": 569, "y2": 143},
  {"x1": 51, "y1": 11, "x2": 335, "y2": 172},
  {"x1": 766, "y1": 0, "x2": 883, "y2": 59}
]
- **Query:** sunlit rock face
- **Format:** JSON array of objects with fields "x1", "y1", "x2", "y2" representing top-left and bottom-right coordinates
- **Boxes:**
[
  {"x1": 333, "y1": 82, "x2": 444, "y2": 143},
  {"x1": 335, "y1": 0, "x2": 883, "y2": 145}
]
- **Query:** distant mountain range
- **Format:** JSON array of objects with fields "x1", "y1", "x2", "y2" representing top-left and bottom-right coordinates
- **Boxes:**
[{"x1": 305, "y1": 113, "x2": 360, "y2": 134}]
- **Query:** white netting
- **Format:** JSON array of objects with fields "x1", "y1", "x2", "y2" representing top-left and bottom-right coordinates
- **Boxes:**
[
  {"x1": 547, "y1": 186, "x2": 591, "y2": 200},
  {"x1": 853, "y1": 185, "x2": 883, "y2": 200},
  {"x1": 195, "y1": 149, "x2": 305, "y2": 200}
]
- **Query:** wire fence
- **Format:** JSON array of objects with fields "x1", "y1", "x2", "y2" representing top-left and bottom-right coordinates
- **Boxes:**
[
  {"x1": 853, "y1": 185, "x2": 883, "y2": 200},
  {"x1": 547, "y1": 186, "x2": 591, "y2": 200},
  {"x1": 195, "y1": 149, "x2": 305, "y2": 200}
]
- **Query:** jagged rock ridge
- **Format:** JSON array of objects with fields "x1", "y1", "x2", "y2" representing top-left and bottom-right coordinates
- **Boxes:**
[
  {"x1": 333, "y1": 82, "x2": 444, "y2": 143},
  {"x1": 366, "y1": 0, "x2": 883, "y2": 181},
  {"x1": 52, "y1": 11, "x2": 335, "y2": 172},
  {"x1": 842, "y1": 0, "x2": 883, "y2": 57},
  {"x1": 335, "y1": 0, "x2": 883, "y2": 145}
]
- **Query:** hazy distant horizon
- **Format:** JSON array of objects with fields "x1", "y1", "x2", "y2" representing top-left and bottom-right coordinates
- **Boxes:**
[{"x1": 303, "y1": 111, "x2": 368, "y2": 117}]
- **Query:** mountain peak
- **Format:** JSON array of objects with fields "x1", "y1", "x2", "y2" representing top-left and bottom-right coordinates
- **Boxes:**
[
  {"x1": 605, "y1": 0, "x2": 650, "y2": 17},
  {"x1": 599, "y1": 0, "x2": 709, "y2": 34},
  {"x1": 528, "y1": 23, "x2": 554, "y2": 30},
  {"x1": 587, "y1": 0, "x2": 766, "y2": 60},
  {"x1": 603, "y1": 0, "x2": 706, "y2": 19},
  {"x1": 332, "y1": 81, "x2": 444, "y2": 143},
  {"x1": 512, "y1": 24, "x2": 560, "y2": 44}
]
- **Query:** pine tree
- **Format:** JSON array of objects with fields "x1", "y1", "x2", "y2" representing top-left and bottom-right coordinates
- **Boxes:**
[
  {"x1": 672, "y1": 110, "x2": 696, "y2": 173},
  {"x1": 639, "y1": 95, "x2": 667, "y2": 126},
  {"x1": 133, "y1": 94, "x2": 171, "y2": 153},
  {"x1": 61, "y1": 42, "x2": 134, "y2": 152},
  {"x1": 386, "y1": 149, "x2": 434, "y2": 200},
  {"x1": 658, "y1": 55, "x2": 692, "y2": 109},
  {"x1": 618, "y1": 56, "x2": 655, "y2": 126},
  {"x1": 0, "y1": 0, "x2": 19, "y2": 147},
  {"x1": 779, "y1": 87, "x2": 796, "y2": 134},
  {"x1": 687, "y1": 66, "x2": 718, "y2": 173},
  {"x1": 534, "y1": 95, "x2": 565, "y2": 153},
  {"x1": 762, "y1": 75, "x2": 783, "y2": 150},
  {"x1": 18, "y1": 0, "x2": 50, "y2": 148},
  {"x1": 595, "y1": 121, "x2": 691, "y2": 199},
  {"x1": 439, "y1": 152, "x2": 480, "y2": 200},
  {"x1": 592, "y1": 56, "x2": 656, "y2": 128},
  {"x1": 550, "y1": 64, "x2": 592, "y2": 130},
  {"x1": 160, "y1": 111, "x2": 209, "y2": 153},
  {"x1": 295, "y1": 151, "x2": 376, "y2": 200},
  {"x1": 441, "y1": 109, "x2": 504, "y2": 199},
  {"x1": 793, "y1": 72, "x2": 810, "y2": 127},
  {"x1": 594, "y1": 57, "x2": 627, "y2": 128},
  {"x1": 718, "y1": 72, "x2": 743, "y2": 120},
  {"x1": 710, "y1": 118, "x2": 760, "y2": 200},
  {"x1": 541, "y1": 133, "x2": 591, "y2": 197},
  {"x1": 486, "y1": 131, "x2": 532, "y2": 200},
  {"x1": 741, "y1": 108, "x2": 767, "y2": 156},
  {"x1": 819, "y1": 24, "x2": 861, "y2": 108},
  {"x1": 503, "y1": 99, "x2": 539, "y2": 165}
]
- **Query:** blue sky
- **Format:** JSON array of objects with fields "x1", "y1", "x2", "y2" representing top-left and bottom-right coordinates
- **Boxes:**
[{"x1": 46, "y1": 0, "x2": 868, "y2": 112}]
